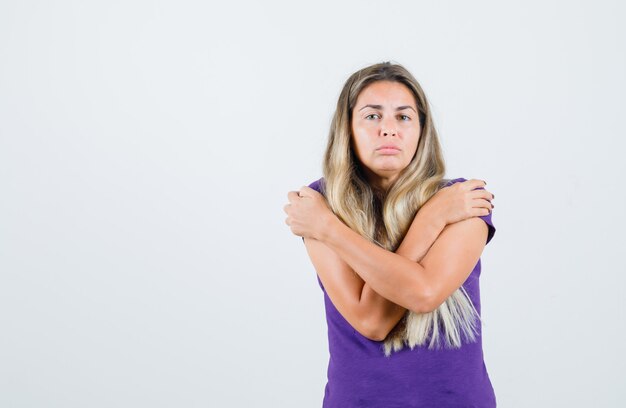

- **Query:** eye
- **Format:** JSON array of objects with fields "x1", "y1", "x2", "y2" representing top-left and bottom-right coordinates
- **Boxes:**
[
  {"x1": 399, "y1": 114, "x2": 411, "y2": 121},
  {"x1": 365, "y1": 113, "x2": 381, "y2": 120}
]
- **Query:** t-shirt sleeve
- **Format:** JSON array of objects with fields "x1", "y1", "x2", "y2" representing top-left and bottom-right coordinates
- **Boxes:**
[{"x1": 445, "y1": 177, "x2": 496, "y2": 245}]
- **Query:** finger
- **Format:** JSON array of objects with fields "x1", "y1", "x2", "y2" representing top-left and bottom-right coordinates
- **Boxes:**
[
  {"x1": 470, "y1": 189, "x2": 495, "y2": 202},
  {"x1": 287, "y1": 191, "x2": 300, "y2": 201},
  {"x1": 474, "y1": 198, "x2": 494, "y2": 210},
  {"x1": 464, "y1": 178, "x2": 488, "y2": 191},
  {"x1": 483, "y1": 189, "x2": 494, "y2": 200},
  {"x1": 461, "y1": 179, "x2": 487, "y2": 190},
  {"x1": 471, "y1": 203, "x2": 492, "y2": 217},
  {"x1": 297, "y1": 186, "x2": 316, "y2": 198},
  {"x1": 477, "y1": 207, "x2": 491, "y2": 216}
]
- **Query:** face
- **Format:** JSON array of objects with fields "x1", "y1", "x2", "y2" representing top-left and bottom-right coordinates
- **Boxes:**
[{"x1": 350, "y1": 80, "x2": 421, "y2": 190}]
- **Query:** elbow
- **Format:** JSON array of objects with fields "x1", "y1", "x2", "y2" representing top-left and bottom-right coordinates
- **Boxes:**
[
  {"x1": 409, "y1": 289, "x2": 440, "y2": 315},
  {"x1": 418, "y1": 299, "x2": 439, "y2": 314},
  {"x1": 410, "y1": 302, "x2": 436, "y2": 315},
  {"x1": 364, "y1": 330, "x2": 387, "y2": 342},
  {"x1": 357, "y1": 316, "x2": 387, "y2": 342},
  {"x1": 360, "y1": 329, "x2": 386, "y2": 342}
]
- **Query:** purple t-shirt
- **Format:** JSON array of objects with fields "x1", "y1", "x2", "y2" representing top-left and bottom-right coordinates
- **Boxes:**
[{"x1": 305, "y1": 177, "x2": 496, "y2": 408}]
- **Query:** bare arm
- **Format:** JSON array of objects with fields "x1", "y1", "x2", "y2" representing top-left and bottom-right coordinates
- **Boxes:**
[
  {"x1": 297, "y1": 179, "x2": 493, "y2": 341},
  {"x1": 353, "y1": 209, "x2": 445, "y2": 339},
  {"x1": 320, "y1": 212, "x2": 488, "y2": 317},
  {"x1": 304, "y1": 207, "x2": 445, "y2": 340}
]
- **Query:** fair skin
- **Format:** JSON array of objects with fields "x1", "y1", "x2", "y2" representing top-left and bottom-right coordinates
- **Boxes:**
[
  {"x1": 351, "y1": 80, "x2": 421, "y2": 192},
  {"x1": 284, "y1": 81, "x2": 495, "y2": 341}
]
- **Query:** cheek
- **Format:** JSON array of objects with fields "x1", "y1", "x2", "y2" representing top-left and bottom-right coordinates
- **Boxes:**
[
  {"x1": 407, "y1": 128, "x2": 421, "y2": 146},
  {"x1": 352, "y1": 135, "x2": 374, "y2": 158},
  {"x1": 350, "y1": 137, "x2": 365, "y2": 156},
  {"x1": 351, "y1": 125, "x2": 367, "y2": 148},
  {"x1": 353, "y1": 123, "x2": 375, "y2": 141},
  {"x1": 350, "y1": 136, "x2": 372, "y2": 164}
]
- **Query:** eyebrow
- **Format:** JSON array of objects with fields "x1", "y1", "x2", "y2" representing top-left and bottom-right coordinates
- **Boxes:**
[{"x1": 358, "y1": 104, "x2": 417, "y2": 113}]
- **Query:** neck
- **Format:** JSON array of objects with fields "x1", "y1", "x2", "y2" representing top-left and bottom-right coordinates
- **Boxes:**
[{"x1": 363, "y1": 169, "x2": 398, "y2": 193}]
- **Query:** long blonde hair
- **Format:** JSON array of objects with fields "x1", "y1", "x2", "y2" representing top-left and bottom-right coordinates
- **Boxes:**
[{"x1": 321, "y1": 62, "x2": 480, "y2": 357}]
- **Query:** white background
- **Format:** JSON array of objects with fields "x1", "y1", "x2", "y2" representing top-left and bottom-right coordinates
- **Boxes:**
[{"x1": 1, "y1": 1, "x2": 624, "y2": 407}]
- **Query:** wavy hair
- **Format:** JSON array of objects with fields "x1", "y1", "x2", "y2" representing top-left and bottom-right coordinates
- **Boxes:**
[{"x1": 320, "y1": 62, "x2": 481, "y2": 357}]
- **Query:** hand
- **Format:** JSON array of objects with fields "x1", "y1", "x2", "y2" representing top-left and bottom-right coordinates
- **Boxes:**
[
  {"x1": 284, "y1": 186, "x2": 334, "y2": 240},
  {"x1": 421, "y1": 179, "x2": 494, "y2": 226}
]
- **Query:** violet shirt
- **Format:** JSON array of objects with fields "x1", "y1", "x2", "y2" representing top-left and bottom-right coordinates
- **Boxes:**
[{"x1": 305, "y1": 177, "x2": 497, "y2": 408}]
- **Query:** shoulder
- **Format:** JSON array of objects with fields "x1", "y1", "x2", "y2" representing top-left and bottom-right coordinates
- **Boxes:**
[
  {"x1": 443, "y1": 176, "x2": 496, "y2": 245},
  {"x1": 441, "y1": 176, "x2": 468, "y2": 188},
  {"x1": 307, "y1": 177, "x2": 326, "y2": 195}
]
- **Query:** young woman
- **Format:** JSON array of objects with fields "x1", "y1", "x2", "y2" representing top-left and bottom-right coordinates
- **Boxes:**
[{"x1": 284, "y1": 62, "x2": 497, "y2": 407}]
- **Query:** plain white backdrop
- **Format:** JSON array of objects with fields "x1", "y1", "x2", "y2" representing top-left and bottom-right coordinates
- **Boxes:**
[{"x1": 1, "y1": 0, "x2": 624, "y2": 407}]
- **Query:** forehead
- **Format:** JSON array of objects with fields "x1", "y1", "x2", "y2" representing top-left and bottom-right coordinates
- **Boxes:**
[{"x1": 355, "y1": 81, "x2": 416, "y2": 107}]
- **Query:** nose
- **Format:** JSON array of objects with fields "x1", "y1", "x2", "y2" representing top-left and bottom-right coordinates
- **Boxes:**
[
  {"x1": 380, "y1": 117, "x2": 397, "y2": 137},
  {"x1": 381, "y1": 125, "x2": 397, "y2": 137}
]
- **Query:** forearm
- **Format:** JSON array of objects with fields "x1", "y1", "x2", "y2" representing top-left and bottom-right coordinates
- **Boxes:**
[
  {"x1": 395, "y1": 209, "x2": 446, "y2": 263},
  {"x1": 359, "y1": 210, "x2": 444, "y2": 305},
  {"x1": 321, "y1": 211, "x2": 445, "y2": 313}
]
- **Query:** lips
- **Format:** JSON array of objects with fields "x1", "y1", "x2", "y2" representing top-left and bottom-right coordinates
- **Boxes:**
[{"x1": 376, "y1": 145, "x2": 400, "y2": 151}]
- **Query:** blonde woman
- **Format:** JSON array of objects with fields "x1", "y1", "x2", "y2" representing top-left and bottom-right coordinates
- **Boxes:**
[{"x1": 284, "y1": 62, "x2": 497, "y2": 407}]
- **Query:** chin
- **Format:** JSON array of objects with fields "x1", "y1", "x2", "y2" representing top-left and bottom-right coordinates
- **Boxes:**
[
  {"x1": 372, "y1": 168, "x2": 405, "y2": 177},
  {"x1": 375, "y1": 162, "x2": 408, "y2": 172}
]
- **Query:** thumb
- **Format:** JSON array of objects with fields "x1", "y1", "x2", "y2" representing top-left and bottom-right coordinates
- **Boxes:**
[{"x1": 298, "y1": 186, "x2": 316, "y2": 198}]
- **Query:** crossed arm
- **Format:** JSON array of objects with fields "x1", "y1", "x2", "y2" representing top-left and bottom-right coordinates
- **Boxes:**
[{"x1": 303, "y1": 207, "x2": 488, "y2": 341}]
